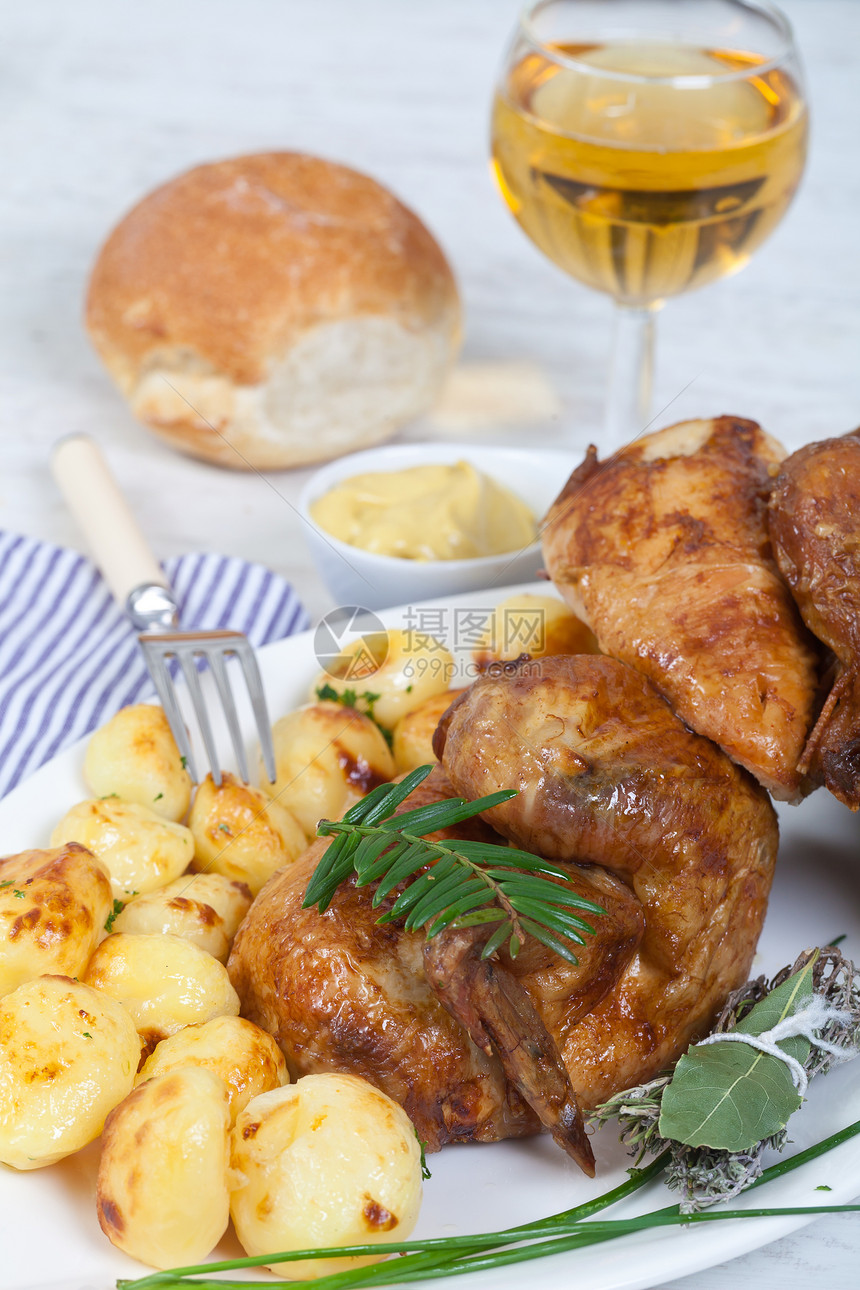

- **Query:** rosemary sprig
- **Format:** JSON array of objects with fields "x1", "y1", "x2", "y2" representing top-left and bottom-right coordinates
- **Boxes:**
[
  {"x1": 302, "y1": 765, "x2": 605, "y2": 965},
  {"x1": 116, "y1": 1117, "x2": 860, "y2": 1290}
]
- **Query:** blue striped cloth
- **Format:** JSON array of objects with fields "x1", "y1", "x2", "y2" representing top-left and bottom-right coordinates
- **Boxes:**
[{"x1": 0, "y1": 531, "x2": 308, "y2": 798}]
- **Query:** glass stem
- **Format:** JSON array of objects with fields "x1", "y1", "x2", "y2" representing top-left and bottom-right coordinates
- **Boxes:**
[{"x1": 605, "y1": 301, "x2": 660, "y2": 451}]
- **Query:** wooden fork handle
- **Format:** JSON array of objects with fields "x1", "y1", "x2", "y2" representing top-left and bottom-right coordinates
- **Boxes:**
[{"x1": 51, "y1": 435, "x2": 170, "y2": 608}]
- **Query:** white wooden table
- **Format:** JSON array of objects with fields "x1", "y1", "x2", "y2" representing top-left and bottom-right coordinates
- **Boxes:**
[{"x1": 2, "y1": 2, "x2": 859, "y2": 1285}]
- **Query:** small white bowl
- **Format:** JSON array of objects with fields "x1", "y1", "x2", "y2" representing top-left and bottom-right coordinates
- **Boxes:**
[{"x1": 298, "y1": 442, "x2": 574, "y2": 610}]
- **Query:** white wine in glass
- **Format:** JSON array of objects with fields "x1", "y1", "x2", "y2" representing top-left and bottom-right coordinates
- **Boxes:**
[{"x1": 491, "y1": 0, "x2": 808, "y2": 447}]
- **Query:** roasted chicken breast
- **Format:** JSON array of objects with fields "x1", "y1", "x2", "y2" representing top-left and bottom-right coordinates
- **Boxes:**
[{"x1": 542, "y1": 416, "x2": 819, "y2": 800}]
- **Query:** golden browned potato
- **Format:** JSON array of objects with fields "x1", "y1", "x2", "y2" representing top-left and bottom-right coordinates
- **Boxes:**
[
  {"x1": 137, "y1": 1015, "x2": 287, "y2": 1123},
  {"x1": 261, "y1": 702, "x2": 395, "y2": 838},
  {"x1": 50, "y1": 799, "x2": 194, "y2": 899},
  {"x1": 471, "y1": 593, "x2": 598, "y2": 668},
  {"x1": 98, "y1": 1067, "x2": 230, "y2": 1268},
  {"x1": 310, "y1": 628, "x2": 455, "y2": 731},
  {"x1": 189, "y1": 773, "x2": 306, "y2": 895},
  {"x1": 230, "y1": 1074, "x2": 423, "y2": 1278},
  {"x1": 84, "y1": 932, "x2": 240, "y2": 1054},
  {"x1": 392, "y1": 689, "x2": 465, "y2": 773},
  {"x1": 0, "y1": 975, "x2": 139, "y2": 1169},
  {"x1": 84, "y1": 703, "x2": 193, "y2": 821},
  {"x1": 0, "y1": 843, "x2": 112, "y2": 997},
  {"x1": 113, "y1": 873, "x2": 252, "y2": 962}
]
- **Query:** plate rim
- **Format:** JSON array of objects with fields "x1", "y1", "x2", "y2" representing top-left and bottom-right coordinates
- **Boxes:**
[{"x1": 0, "y1": 581, "x2": 858, "y2": 1290}]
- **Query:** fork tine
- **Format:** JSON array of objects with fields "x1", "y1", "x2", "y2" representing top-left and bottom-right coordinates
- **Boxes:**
[
  {"x1": 208, "y1": 651, "x2": 249, "y2": 783},
  {"x1": 234, "y1": 642, "x2": 277, "y2": 783},
  {"x1": 178, "y1": 650, "x2": 222, "y2": 787},
  {"x1": 141, "y1": 641, "x2": 199, "y2": 783},
  {"x1": 140, "y1": 630, "x2": 273, "y2": 787}
]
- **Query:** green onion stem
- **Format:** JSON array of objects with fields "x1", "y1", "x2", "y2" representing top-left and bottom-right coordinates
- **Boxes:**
[
  {"x1": 119, "y1": 1203, "x2": 860, "y2": 1290},
  {"x1": 117, "y1": 1118, "x2": 860, "y2": 1290},
  {"x1": 118, "y1": 1151, "x2": 669, "y2": 1290}
]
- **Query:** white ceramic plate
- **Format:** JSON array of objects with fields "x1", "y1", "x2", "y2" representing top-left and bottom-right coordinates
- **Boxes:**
[{"x1": 1, "y1": 584, "x2": 859, "y2": 1290}]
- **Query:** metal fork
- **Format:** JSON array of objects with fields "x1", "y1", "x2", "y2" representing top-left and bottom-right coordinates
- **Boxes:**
[{"x1": 51, "y1": 435, "x2": 276, "y2": 787}]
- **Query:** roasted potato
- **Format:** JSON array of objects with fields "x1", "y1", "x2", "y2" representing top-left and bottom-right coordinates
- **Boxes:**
[
  {"x1": 230, "y1": 1073, "x2": 423, "y2": 1278},
  {"x1": 84, "y1": 702, "x2": 193, "y2": 821},
  {"x1": 0, "y1": 975, "x2": 139, "y2": 1169},
  {"x1": 0, "y1": 843, "x2": 112, "y2": 996},
  {"x1": 137, "y1": 1015, "x2": 287, "y2": 1123},
  {"x1": 113, "y1": 873, "x2": 252, "y2": 962},
  {"x1": 98, "y1": 1067, "x2": 230, "y2": 1268},
  {"x1": 50, "y1": 798, "x2": 194, "y2": 899},
  {"x1": 84, "y1": 932, "x2": 240, "y2": 1054},
  {"x1": 471, "y1": 593, "x2": 598, "y2": 668},
  {"x1": 392, "y1": 689, "x2": 465, "y2": 773},
  {"x1": 261, "y1": 702, "x2": 394, "y2": 838},
  {"x1": 310, "y1": 628, "x2": 455, "y2": 731},
  {"x1": 189, "y1": 773, "x2": 306, "y2": 896}
]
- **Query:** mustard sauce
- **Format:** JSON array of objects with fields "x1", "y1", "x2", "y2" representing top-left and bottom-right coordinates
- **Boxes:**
[{"x1": 311, "y1": 461, "x2": 537, "y2": 561}]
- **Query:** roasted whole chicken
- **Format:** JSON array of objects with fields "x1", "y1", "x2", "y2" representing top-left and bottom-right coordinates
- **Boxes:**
[
  {"x1": 229, "y1": 767, "x2": 643, "y2": 1174},
  {"x1": 769, "y1": 429, "x2": 860, "y2": 809},
  {"x1": 542, "y1": 415, "x2": 819, "y2": 801},
  {"x1": 434, "y1": 656, "x2": 779, "y2": 1107},
  {"x1": 231, "y1": 657, "x2": 777, "y2": 1167}
]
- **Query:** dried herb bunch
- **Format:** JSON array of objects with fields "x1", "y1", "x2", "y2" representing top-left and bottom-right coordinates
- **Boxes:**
[{"x1": 593, "y1": 947, "x2": 860, "y2": 1212}]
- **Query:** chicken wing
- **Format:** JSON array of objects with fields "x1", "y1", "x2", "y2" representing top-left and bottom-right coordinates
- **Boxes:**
[
  {"x1": 434, "y1": 655, "x2": 778, "y2": 1106},
  {"x1": 542, "y1": 416, "x2": 819, "y2": 800},
  {"x1": 228, "y1": 767, "x2": 643, "y2": 1165},
  {"x1": 769, "y1": 429, "x2": 860, "y2": 808}
]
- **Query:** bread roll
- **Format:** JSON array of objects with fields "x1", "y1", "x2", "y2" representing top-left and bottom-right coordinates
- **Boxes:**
[{"x1": 85, "y1": 152, "x2": 461, "y2": 469}]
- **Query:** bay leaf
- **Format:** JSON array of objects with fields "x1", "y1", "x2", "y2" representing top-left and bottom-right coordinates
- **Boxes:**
[{"x1": 658, "y1": 957, "x2": 816, "y2": 1151}]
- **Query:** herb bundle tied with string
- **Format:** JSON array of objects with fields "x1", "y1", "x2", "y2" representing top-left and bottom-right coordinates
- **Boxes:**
[{"x1": 594, "y1": 946, "x2": 860, "y2": 1211}]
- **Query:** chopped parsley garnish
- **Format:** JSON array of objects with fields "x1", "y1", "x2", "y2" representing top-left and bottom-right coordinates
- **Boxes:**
[
  {"x1": 104, "y1": 899, "x2": 125, "y2": 933},
  {"x1": 316, "y1": 683, "x2": 382, "y2": 719},
  {"x1": 315, "y1": 683, "x2": 393, "y2": 748},
  {"x1": 414, "y1": 1128, "x2": 432, "y2": 1180}
]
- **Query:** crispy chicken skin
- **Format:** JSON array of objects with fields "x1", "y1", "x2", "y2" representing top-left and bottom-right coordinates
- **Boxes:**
[
  {"x1": 434, "y1": 655, "x2": 778, "y2": 1107},
  {"x1": 769, "y1": 429, "x2": 860, "y2": 809},
  {"x1": 228, "y1": 768, "x2": 642, "y2": 1161},
  {"x1": 423, "y1": 923, "x2": 597, "y2": 1172},
  {"x1": 541, "y1": 416, "x2": 819, "y2": 800}
]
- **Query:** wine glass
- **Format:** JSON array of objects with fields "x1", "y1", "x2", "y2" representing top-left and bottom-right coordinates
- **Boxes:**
[{"x1": 491, "y1": 0, "x2": 808, "y2": 449}]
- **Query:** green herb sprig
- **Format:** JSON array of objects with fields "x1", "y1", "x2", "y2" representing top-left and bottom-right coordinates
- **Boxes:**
[
  {"x1": 594, "y1": 947, "x2": 860, "y2": 1211},
  {"x1": 115, "y1": 1117, "x2": 860, "y2": 1290},
  {"x1": 303, "y1": 765, "x2": 604, "y2": 965}
]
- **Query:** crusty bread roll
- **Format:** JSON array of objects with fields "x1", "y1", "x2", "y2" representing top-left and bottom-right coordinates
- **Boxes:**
[{"x1": 85, "y1": 153, "x2": 461, "y2": 470}]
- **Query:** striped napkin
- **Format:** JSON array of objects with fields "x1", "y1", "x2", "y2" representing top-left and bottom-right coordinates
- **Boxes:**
[{"x1": 0, "y1": 531, "x2": 309, "y2": 798}]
